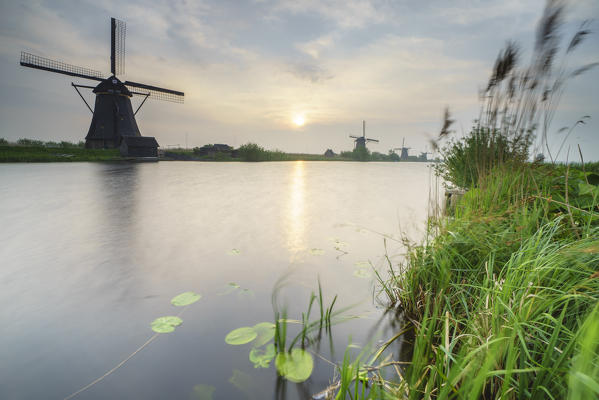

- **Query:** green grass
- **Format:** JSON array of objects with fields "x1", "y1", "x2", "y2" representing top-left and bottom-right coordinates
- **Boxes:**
[
  {"x1": 0, "y1": 145, "x2": 121, "y2": 162},
  {"x1": 377, "y1": 163, "x2": 599, "y2": 399}
]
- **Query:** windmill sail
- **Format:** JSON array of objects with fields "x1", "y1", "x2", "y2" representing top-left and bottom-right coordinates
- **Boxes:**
[
  {"x1": 111, "y1": 18, "x2": 126, "y2": 76},
  {"x1": 125, "y1": 80, "x2": 185, "y2": 103},
  {"x1": 20, "y1": 52, "x2": 103, "y2": 81}
]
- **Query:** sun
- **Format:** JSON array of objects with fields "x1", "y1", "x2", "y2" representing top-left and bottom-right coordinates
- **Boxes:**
[{"x1": 293, "y1": 114, "x2": 305, "y2": 127}]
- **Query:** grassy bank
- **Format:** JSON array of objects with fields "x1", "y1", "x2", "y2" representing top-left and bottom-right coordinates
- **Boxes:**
[
  {"x1": 375, "y1": 162, "x2": 599, "y2": 399},
  {"x1": 163, "y1": 148, "x2": 355, "y2": 162},
  {"x1": 0, "y1": 145, "x2": 121, "y2": 162},
  {"x1": 164, "y1": 143, "x2": 410, "y2": 162}
]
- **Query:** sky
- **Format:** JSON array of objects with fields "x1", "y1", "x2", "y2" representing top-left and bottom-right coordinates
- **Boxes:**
[{"x1": 0, "y1": 0, "x2": 598, "y2": 160}]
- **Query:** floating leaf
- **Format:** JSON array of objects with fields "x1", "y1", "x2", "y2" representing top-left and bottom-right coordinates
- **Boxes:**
[
  {"x1": 171, "y1": 291, "x2": 201, "y2": 306},
  {"x1": 239, "y1": 288, "x2": 254, "y2": 298},
  {"x1": 190, "y1": 384, "x2": 216, "y2": 400},
  {"x1": 252, "y1": 322, "x2": 275, "y2": 347},
  {"x1": 151, "y1": 316, "x2": 183, "y2": 333},
  {"x1": 353, "y1": 268, "x2": 371, "y2": 279},
  {"x1": 309, "y1": 248, "x2": 324, "y2": 255},
  {"x1": 225, "y1": 327, "x2": 257, "y2": 345},
  {"x1": 218, "y1": 283, "x2": 240, "y2": 295},
  {"x1": 354, "y1": 261, "x2": 370, "y2": 268},
  {"x1": 229, "y1": 369, "x2": 261, "y2": 400},
  {"x1": 228, "y1": 248, "x2": 241, "y2": 255},
  {"x1": 275, "y1": 348, "x2": 314, "y2": 383},
  {"x1": 332, "y1": 240, "x2": 348, "y2": 248},
  {"x1": 249, "y1": 344, "x2": 276, "y2": 368}
]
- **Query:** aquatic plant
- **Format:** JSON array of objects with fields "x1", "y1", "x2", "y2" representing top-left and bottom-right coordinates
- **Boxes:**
[{"x1": 63, "y1": 290, "x2": 201, "y2": 399}]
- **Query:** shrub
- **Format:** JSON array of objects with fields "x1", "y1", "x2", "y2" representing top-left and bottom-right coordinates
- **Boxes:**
[
  {"x1": 237, "y1": 143, "x2": 268, "y2": 161},
  {"x1": 17, "y1": 138, "x2": 44, "y2": 146},
  {"x1": 351, "y1": 146, "x2": 370, "y2": 161}
]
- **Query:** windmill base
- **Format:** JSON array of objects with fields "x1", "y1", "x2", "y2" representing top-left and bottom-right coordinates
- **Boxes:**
[
  {"x1": 85, "y1": 139, "x2": 119, "y2": 149},
  {"x1": 119, "y1": 136, "x2": 159, "y2": 158}
]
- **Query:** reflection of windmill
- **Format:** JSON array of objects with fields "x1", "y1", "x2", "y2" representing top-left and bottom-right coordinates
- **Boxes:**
[
  {"x1": 19, "y1": 17, "x2": 184, "y2": 157},
  {"x1": 349, "y1": 120, "x2": 379, "y2": 149},
  {"x1": 393, "y1": 138, "x2": 411, "y2": 161}
]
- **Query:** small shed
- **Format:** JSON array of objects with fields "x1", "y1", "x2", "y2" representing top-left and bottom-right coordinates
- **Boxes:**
[
  {"x1": 324, "y1": 149, "x2": 336, "y2": 158},
  {"x1": 119, "y1": 136, "x2": 159, "y2": 158}
]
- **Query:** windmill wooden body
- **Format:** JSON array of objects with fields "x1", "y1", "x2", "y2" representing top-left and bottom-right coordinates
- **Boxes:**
[
  {"x1": 349, "y1": 120, "x2": 379, "y2": 150},
  {"x1": 20, "y1": 18, "x2": 184, "y2": 157},
  {"x1": 393, "y1": 138, "x2": 411, "y2": 161}
]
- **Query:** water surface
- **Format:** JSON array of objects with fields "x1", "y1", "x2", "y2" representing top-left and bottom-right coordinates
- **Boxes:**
[{"x1": 0, "y1": 161, "x2": 435, "y2": 399}]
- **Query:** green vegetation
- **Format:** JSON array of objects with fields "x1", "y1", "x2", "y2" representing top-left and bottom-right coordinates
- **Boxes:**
[
  {"x1": 353, "y1": 4, "x2": 599, "y2": 398},
  {"x1": 379, "y1": 163, "x2": 599, "y2": 399},
  {"x1": 0, "y1": 139, "x2": 120, "y2": 162},
  {"x1": 167, "y1": 143, "x2": 418, "y2": 162}
]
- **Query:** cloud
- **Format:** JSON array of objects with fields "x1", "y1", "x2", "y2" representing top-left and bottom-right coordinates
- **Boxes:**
[
  {"x1": 287, "y1": 61, "x2": 333, "y2": 83},
  {"x1": 271, "y1": 0, "x2": 391, "y2": 29},
  {"x1": 296, "y1": 34, "x2": 336, "y2": 59}
]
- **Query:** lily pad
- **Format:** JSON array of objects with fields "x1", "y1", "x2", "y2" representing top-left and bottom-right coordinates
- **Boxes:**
[
  {"x1": 225, "y1": 327, "x2": 257, "y2": 345},
  {"x1": 252, "y1": 322, "x2": 275, "y2": 347},
  {"x1": 249, "y1": 344, "x2": 276, "y2": 368},
  {"x1": 218, "y1": 282, "x2": 240, "y2": 295},
  {"x1": 275, "y1": 348, "x2": 314, "y2": 383},
  {"x1": 228, "y1": 248, "x2": 241, "y2": 255},
  {"x1": 354, "y1": 261, "x2": 370, "y2": 268},
  {"x1": 229, "y1": 369, "x2": 261, "y2": 399},
  {"x1": 309, "y1": 248, "x2": 324, "y2": 255},
  {"x1": 151, "y1": 316, "x2": 183, "y2": 333},
  {"x1": 190, "y1": 384, "x2": 216, "y2": 400},
  {"x1": 239, "y1": 288, "x2": 254, "y2": 297},
  {"x1": 171, "y1": 291, "x2": 201, "y2": 306},
  {"x1": 353, "y1": 268, "x2": 371, "y2": 278}
]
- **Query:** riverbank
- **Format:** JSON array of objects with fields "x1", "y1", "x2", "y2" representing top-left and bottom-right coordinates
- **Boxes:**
[
  {"x1": 369, "y1": 162, "x2": 599, "y2": 398},
  {"x1": 0, "y1": 144, "x2": 436, "y2": 163},
  {"x1": 0, "y1": 145, "x2": 120, "y2": 162}
]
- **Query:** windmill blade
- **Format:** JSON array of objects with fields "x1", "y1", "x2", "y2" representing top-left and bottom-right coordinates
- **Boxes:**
[
  {"x1": 366, "y1": 138, "x2": 379, "y2": 143},
  {"x1": 111, "y1": 18, "x2": 126, "y2": 76},
  {"x1": 349, "y1": 135, "x2": 360, "y2": 139},
  {"x1": 124, "y1": 80, "x2": 184, "y2": 103},
  {"x1": 20, "y1": 52, "x2": 103, "y2": 81}
]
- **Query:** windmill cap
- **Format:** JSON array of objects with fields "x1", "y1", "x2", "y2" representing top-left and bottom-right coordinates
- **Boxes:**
[{"x1": 93, "y1": 75, "x2": 132, "y2": 97}]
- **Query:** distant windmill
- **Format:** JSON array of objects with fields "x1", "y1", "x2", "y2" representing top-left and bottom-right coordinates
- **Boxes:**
[
  {"x1": 349, "y1": 120, "x2": 379, "y2": 149},
  {"x1": 418, "y1": 151, "x2": 432, "y2": 161},
  {"x1": 19, "y1": 17, "x2": 184, "y2": 157},
  {"x1": 393, "y1": 138, "x2": 411, "y2": 161}
]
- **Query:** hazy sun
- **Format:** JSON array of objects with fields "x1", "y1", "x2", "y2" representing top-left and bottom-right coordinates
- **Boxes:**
[{"x1": 293, "y1": 115, "x2": 305, "y2": 126}]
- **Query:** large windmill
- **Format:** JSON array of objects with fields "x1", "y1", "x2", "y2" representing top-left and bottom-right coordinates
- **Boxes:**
[
  {"x1": 349, "y1": 120, "x2": 379, "y2": 150},
  {"x1": 19, "y1": 17, "x2": 184, "y2": 157}
]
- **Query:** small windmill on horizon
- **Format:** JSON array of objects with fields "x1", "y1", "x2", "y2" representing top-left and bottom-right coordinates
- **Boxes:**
[
  {"x1": 19, "y1": 17, "x2": 184, "y2": 158},
  {"x1": 349, "y1": 120, "x2": 379, "y2": 150},
  {"x1": 393, "y1": 138, "x2": 411, "y2": 160}
]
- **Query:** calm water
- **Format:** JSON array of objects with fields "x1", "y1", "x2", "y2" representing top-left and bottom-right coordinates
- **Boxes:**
[{"x1": 0, "y1": 161, "x2": 436, "y2": 400}]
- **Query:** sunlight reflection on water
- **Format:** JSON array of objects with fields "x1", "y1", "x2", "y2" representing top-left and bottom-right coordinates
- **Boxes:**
[{"x1": 286, "y1": 161, "x2": 306, "y2": 258}]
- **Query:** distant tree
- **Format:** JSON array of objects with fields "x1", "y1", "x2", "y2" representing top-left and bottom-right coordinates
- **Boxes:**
[
  {"x1": 238, "y1": 143, "x2": 267, "y2": 161},
  {"x1": 388, "y1": 150, "x2": 400, "y2": 161},
  {"x1": 0, "y1": 138, "x2": 8, "y2": 145},
  {"x1": 352, "y1": 146, "x2": 370, "y2": 161},
  {"x1": 60, "y1": 141, "x2": 77, "y2": 148},
  {"x1": 371, "y1": 151, "x2": 389, "y2": 161}
]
